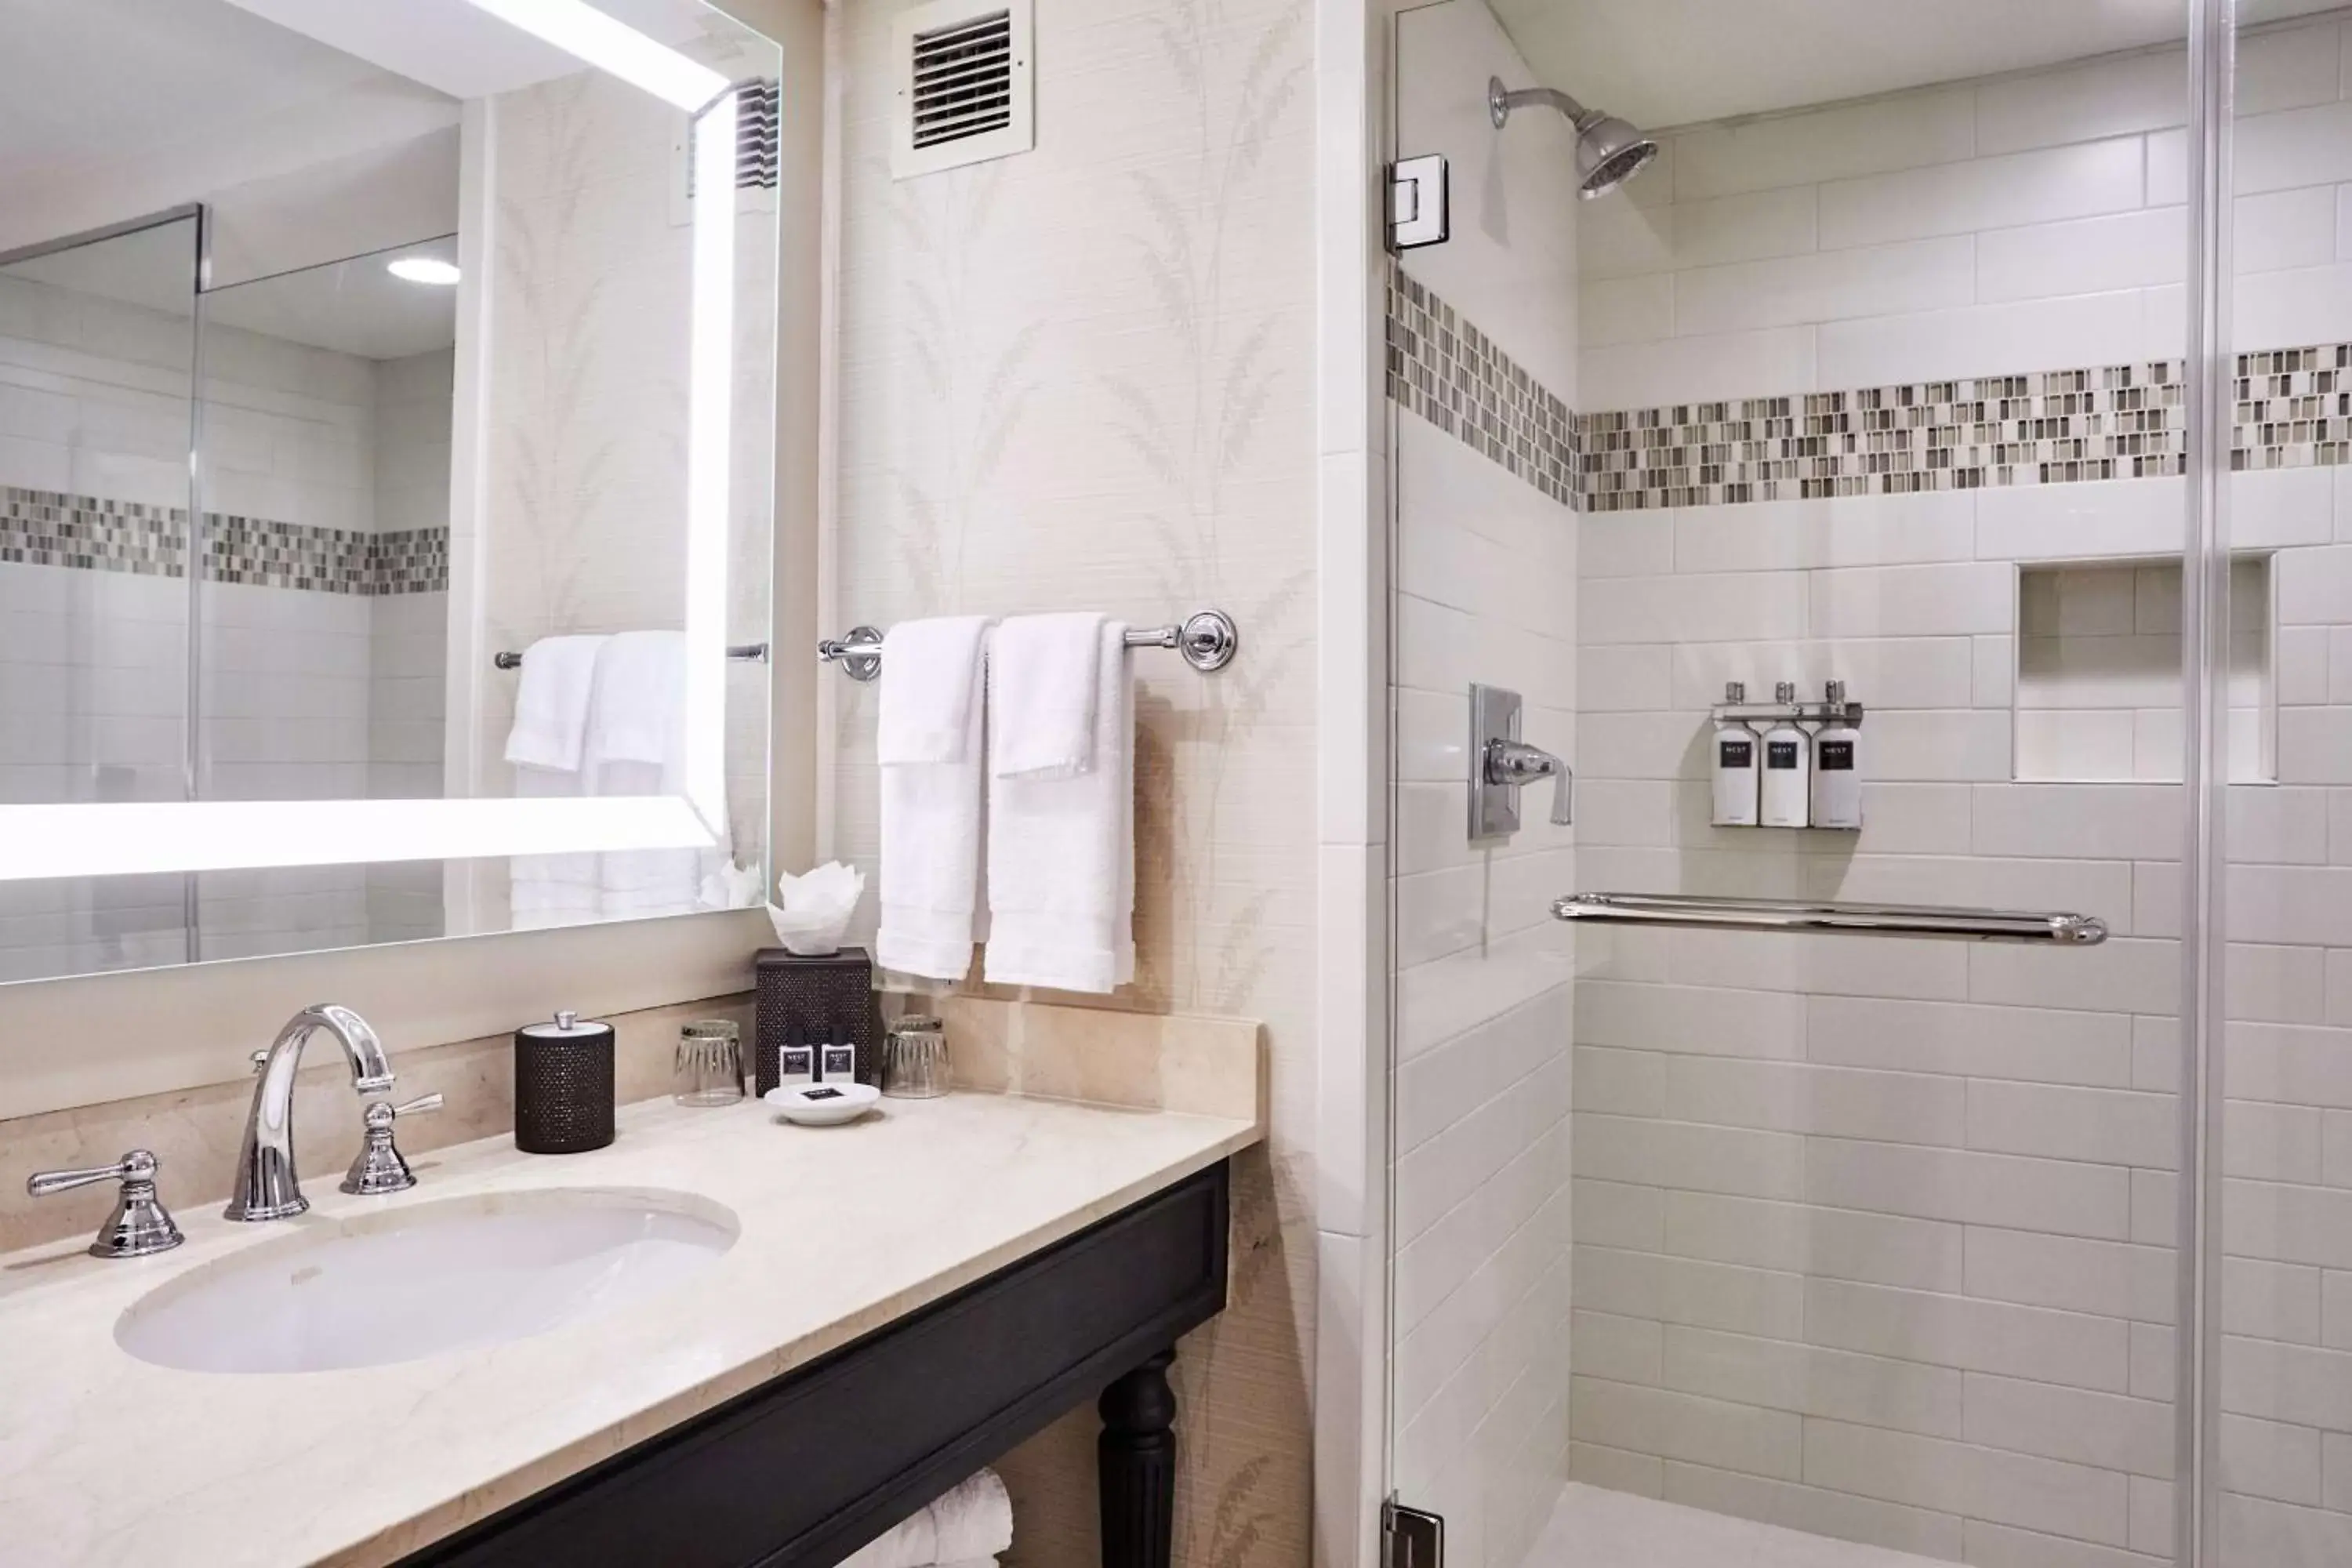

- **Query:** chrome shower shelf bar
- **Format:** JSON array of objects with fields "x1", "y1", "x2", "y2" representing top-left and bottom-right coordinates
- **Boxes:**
[
  {"x1": 1712, "y1": 699, "x2": 1866, "y2": 729},
  {"x1": 492, "y1": 643, "x2": 770, "y2": 670},
  {"x1": 817, "y1": 608, "x2": 1239, "y2": 683},
  {"x1": 1552, "y1": 892, "x2": 2107, "y2": 945}
]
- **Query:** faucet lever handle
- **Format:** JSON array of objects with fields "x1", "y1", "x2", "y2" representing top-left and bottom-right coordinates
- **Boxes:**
[
  {"x1": 27, "y1": 1149, "x2": 150, "y2": 1197},
  {"x1": 27, "y1": 1150, "x2": 184, "y2": 1259},
  {"x1": 343, "y1": 1093, "x2": 439, "y2": 1197}
]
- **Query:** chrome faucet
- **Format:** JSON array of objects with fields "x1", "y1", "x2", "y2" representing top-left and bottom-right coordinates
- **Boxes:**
[{"x1": 225, "y1": 1004, "x2": 396, "y2": 1222}]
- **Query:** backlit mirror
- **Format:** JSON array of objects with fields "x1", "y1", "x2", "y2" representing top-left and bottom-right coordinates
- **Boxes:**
[{"x1": 0, "y1": 0, "x2": 781, "y2": 980}]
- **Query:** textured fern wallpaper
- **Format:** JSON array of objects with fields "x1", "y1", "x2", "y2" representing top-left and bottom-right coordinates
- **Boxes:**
[{"x1": 831, "y1": 0, "x2": 1319, "y2": 1562}]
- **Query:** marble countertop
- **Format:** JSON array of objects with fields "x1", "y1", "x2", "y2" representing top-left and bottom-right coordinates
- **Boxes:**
[{"x1": 0, "y1": 1091, "x2": 1261, "y2": 1568}]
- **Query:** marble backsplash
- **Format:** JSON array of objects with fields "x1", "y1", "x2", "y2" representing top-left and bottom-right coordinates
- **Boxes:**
[
  {"x1": 0, "y1": 996, "x2": 755, "y2": 1256},
  {"x1": 0, "y1": 992, "x2": 1263, "y2": 1257}
]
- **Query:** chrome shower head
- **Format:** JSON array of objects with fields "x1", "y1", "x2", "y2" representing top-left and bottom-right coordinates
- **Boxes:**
[{"x1": 1488, "y1": 76, "x2": 1661, "y2": 200}]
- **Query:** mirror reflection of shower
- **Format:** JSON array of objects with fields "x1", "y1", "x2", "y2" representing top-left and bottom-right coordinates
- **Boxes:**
[{"x1": 1486, "y1": 74, "x2": 1660, "y2": 198}]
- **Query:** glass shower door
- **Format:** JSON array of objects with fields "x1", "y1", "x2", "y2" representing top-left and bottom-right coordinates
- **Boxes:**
[
  {"x1": 2205, "y1": 5, "x2": 2352, "y2": 1561},
  {"x1": 1383, "y1": 3, "x2": 2205, "y2": 1566},
  {"x1": 0, "y1": 212, "x2": 203, "y2": 979}
]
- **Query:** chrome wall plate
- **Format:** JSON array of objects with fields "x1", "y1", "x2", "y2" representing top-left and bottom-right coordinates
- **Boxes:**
[{"x1": 1468, "y1": 681, "x2": 1523, "y2": 840}]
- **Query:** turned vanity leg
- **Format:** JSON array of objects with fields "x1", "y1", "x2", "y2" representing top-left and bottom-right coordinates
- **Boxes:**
[{"x1": 1098, "y1": 1348, "x2": 1178, "y2": 1568}]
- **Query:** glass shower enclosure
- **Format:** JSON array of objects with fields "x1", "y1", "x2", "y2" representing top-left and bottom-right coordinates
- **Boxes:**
[{"x1": 1381, "y1": 1, "x2": 2347, "y2": 1565}]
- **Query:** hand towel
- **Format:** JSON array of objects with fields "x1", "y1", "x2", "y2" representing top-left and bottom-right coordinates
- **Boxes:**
[
  {"x1": 983, "y1": 619, "x2": 1134, "y2": 993},
  {"x1": 584, "y1": 630, "x2": 688, "y2": 780},
  {"x1": 837, "y1": 1469, "x2": 1013, "y2": 1568},
  {"x1": 985, "y1": 612, "x2": 1104, "y2": 779},
  {"x1": 877, "y1": 615, "x2": 994, "y2": 980},
  {"x1": 502, "y1": 634, "x2": 607, "y2": 771},
  {"x1": 878, "y1": 615, "x2": 993, "y2": 764},
  {"x1": 584, "y1": 630, "x2": 710, "y2": 921}
]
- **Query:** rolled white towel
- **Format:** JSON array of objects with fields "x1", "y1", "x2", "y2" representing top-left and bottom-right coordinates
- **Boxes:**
[{"x1": 837, "y1": 1469, "x2": 1011, "y2": 1568}]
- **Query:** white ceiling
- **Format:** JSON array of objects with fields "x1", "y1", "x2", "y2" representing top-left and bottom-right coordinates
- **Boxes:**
[
  {"x1": 203, "y1": 236, "x2": 461, "y2": 361},
  {"x1": 1488, "y1": 0, "x2": 2350, "y2": 130}
]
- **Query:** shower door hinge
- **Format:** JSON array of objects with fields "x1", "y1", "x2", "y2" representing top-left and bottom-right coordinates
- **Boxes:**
[
  {"x1": 1388, "y1": 155, "x2": 1448, "y2": 249},
  {"x1": 1383, "y1": 1500, "x2": 1445, "y2": 1568}
]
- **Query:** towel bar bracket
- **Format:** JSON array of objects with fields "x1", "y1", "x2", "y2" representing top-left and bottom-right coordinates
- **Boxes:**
[{"x1": 817, "y1": 608, "x2": 1238, "y2": 683}]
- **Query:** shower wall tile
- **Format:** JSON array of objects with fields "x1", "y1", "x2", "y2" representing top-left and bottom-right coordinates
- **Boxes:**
[
  {"x1": 1816, "y1": 137, "x2": 2144, "y2": 252},
  {"x1": 1975, "y1": 209, "x2": 2184, "y2": 303},
  {"x1": 1671, "y1": 90, "x2": 1976, "y2": 202},
  {"x1": 1671, "y1": 236, "x2": 1975, "y2": 338},
  {"x1": 1975, "y1": 49, "x2": 2186, "y2": 158}
]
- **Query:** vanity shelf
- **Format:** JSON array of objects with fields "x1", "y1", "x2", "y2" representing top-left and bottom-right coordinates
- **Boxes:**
[{"x1": 396, "y1": 1162, "x2": 1230, "y2": 1568}]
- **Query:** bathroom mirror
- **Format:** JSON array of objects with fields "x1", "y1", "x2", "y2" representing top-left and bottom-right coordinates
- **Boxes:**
[{"x1": 0, "y1": 0, "x2": 781, "y2": 980}]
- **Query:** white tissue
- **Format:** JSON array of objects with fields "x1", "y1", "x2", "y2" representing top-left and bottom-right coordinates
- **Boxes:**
[
  {"x1": 701, "y1": 860, "x2": 765, "y2": 911},
  {"x1": 768, "y1": 862, "x2": 866, "y2": 955}
]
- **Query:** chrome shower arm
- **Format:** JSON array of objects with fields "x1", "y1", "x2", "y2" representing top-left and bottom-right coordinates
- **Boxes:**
[{"x1": 1490, "y1": 80, "x2": 1593, "y2": 130}]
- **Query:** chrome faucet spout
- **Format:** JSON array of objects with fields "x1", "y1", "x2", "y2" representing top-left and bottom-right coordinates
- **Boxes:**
[{"x1": 225, "y1": 1004, "x2": 395, "y2": 1222}]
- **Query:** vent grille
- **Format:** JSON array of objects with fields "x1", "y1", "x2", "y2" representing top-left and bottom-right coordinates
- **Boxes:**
[
  {"x1": 891, "y1": 0, "x2": 1031, "y2": 179},
  {"x1": 735, "y1": 79, "x2": 779, "y2": 191},
  {"x1": 910, "y1": 10, "x2": 1014, "y2": 149}
]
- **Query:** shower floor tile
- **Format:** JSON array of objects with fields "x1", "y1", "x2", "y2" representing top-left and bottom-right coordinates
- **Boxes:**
[{"x1": 1524, "y1": 1483, "x2": 1947, "y2": 1568}]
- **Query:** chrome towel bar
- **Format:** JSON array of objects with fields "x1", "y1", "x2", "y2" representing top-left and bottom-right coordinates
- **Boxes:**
[
  {"x1": 1552, "y1": 892, "x2": 2107, "y2": 945},
  {"x1": 817, "y1": 608, "x2": 1239, "y2": 683},
  {"x1": 493, "y1": 643, "x2": 769, "y2": 670}
]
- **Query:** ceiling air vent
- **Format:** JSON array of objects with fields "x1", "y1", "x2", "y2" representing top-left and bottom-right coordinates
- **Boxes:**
[{"x1": 891, "y1": 0, "x2": 1033, "y2": 180}]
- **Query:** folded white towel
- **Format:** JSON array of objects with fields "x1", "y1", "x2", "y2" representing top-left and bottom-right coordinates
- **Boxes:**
[
  {"x1": 877, "y1": 615, "x2": 993, "y2": 980},
  {"x1": 987, "y1": 612, "x2": 1104, "y2": 779},
  {"x1": 878, "y1": 615, "x2": 993, "y2": 764},
  {"x1": 585, "y1": 630, "x2": 688, "y2": 779},
  {"x1": 503, "y1": 634, "x2": 607, "y2": 771},
  {"x1": 838, "y1": 1470, "x2": 1012, "y2": 1568},
  {"x1": 983, "y1": 619, "x2": 1134, "y2": 993}
]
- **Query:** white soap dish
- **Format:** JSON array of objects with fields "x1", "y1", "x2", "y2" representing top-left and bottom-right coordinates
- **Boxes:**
[{"x1": 764, "y1": 1083, "x2": 880, "y2": 1127}]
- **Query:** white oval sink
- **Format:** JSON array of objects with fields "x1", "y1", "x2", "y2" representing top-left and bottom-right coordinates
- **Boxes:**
[{"x1": 116, "y1": 1187, "x2": 737, "y2": 1374}]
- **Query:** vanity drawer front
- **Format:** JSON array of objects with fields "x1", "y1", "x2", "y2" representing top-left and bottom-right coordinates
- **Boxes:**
[{"x1": 401, "y1": 1157, "x2": 1231, "y2": 1568}]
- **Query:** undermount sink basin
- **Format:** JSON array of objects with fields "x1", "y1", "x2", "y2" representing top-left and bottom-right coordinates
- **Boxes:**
[{"x1": 116, "y1": 1187, "x2": 737, "y2": 1374}]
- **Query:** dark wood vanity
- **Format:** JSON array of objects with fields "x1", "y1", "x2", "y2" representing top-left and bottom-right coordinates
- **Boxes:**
[{"x1": 397, "y1": 1160, "x2": 1230, "y2": 1568}]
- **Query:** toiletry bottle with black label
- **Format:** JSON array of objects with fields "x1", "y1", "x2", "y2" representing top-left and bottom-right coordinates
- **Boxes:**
[
  {"x1": 1759, "y1": 681, "x2": 1812, "y2": 828},
  {"x1": 1711, "y1": 681, "x2": 1761, "y2": 826},
  {"x1": 1811, "y1": 680, "x2": 1863, "y2": 829}
]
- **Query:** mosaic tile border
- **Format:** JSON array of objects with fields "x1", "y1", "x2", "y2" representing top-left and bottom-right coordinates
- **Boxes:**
[
  {"x1": 0, "y1": 488, "x2": 448, "y2": 594},
  {"x1": 1581, "y1": 366, "x2": 2191, "y2": 511},
  {"x1": 1385, "y1": 263, "x2": 2352, "y2": 512},
  {"x1": 1385, "y1": 266, "x2": 1579, "y2": 507}
]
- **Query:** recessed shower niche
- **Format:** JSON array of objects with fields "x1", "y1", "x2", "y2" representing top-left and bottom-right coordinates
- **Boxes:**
[{"x1": 2014, "y1": 556, "x2": 2274, "y2": 783}]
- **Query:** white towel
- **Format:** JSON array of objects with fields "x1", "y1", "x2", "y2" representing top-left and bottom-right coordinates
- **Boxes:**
[
  {"x1": 585, "y1": 630, "x2": 688, "y2": 779},
  {"x1": 986, "y1": 612, "x2": 1103, "y2": 779},
  {"x1": 593, "y1": 633, "x2": 721, "y2": 920},
  {"x1": 877, "y1": 615, "x2": 993, "y2": 980},
  {"x1": 878, "y1": 616, "x2": 993, "y2": 764},
  {"x1": 503, "y1": 634, "x2": 606, "y2": 771},
  {"x1": 838, "y1": 1470, "x2": 1013, "y2": 1568},
  {"x1": 508, "y1": 764, "x2": 600, "y2": 930},
  {"x1": 506, "y1": 635, "x2": 605, "y2": 928},
  {"x1": 983, "y1": 619, "x2": 1134, "y2": 993}
]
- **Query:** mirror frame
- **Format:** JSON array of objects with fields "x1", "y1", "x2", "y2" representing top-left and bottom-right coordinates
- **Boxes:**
[{"x1": 0, "y1": 0, "x2": 751, "y2": 884}]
